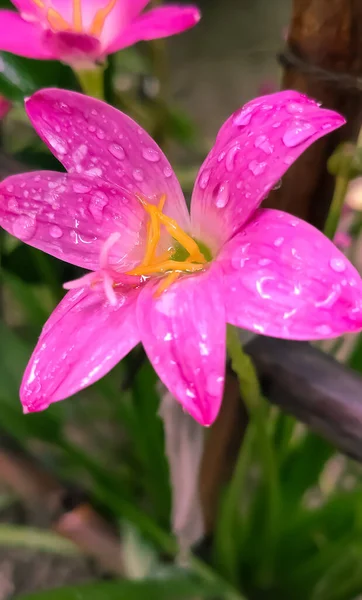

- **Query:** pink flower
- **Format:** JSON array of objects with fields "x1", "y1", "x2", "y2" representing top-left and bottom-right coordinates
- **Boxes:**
[
  {"x1": 0, "y1": 1, "x2": 200, "y2": 66},
  {"x1": 0, "y1": 97, "x2": 11, "y2": 119},
  {"x1": 1, "y1": 89, "x2": 362, "y2": 426}
]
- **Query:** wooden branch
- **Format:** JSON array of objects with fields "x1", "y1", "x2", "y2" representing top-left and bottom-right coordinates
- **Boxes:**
[
  {"x1": 246, "y1": 336, "x2": 362, "y2": 462},
  {"x1": 265, "y1": 0, "x2": 362, "y2": 228}
]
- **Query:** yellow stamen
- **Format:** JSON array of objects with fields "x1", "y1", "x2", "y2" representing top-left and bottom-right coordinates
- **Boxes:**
[
  {"x1": 140, "y1": 195, "x2": 166, "y2": 267},
  {"x1": 127, "y1": 260, "x2": 204, "y2": 277},
  {"x1": 89, "y1": 0, "x2": 118, "y2": 36},
  {"x1": 126, "y1": 193, "x2": 208, "y2": 296},
  {"x1": 47, "y1": 7, "x2": 71, "y2": 30},
  {"x1": 72, "y1": 0, "x2": 83, "y2": 31}
]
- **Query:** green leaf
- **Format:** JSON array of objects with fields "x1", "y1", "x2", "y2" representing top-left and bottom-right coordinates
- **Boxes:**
[
  {"x1": 348, "y1": 332, "x2": 362, "y2": 372},
  {"x1": 0, "y1": 524, "x2": 80, "y2": 555},
  {"x1": 19, "y1": 573, "x2": 221, "y2": 600},
  {"x1": 0, "y1": 52, "x2": 79, "y2": 103}
]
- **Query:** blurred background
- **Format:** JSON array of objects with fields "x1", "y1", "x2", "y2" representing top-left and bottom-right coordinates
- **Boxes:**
[{"x1": 1, "y1": 0, "x2": 362, "y2": 599}]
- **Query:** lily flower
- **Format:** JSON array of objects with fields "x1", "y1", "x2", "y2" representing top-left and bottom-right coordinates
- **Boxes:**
[
  {"x1": 0, "y1": 1, "x2": 200, "y2": 66},
  {"x1": 0, "y1": 89, "x2": 361, "y2": 426}
]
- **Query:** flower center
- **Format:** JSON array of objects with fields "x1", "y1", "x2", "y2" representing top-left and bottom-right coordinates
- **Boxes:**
[
  {"x1": 126, "y1": 194, "x2": 209, "y2": 295},
  {"x1": 31, "y1": 0, "x2": 117, "y2": 36}
]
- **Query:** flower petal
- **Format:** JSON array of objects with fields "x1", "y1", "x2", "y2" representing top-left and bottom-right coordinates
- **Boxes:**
[
  {"x1": 106, "y1": 5, "x2": 201, "y2": 54},
  {"x1": 217, "y1": 209, "x2": 362, "y2": 340},
  {"x1": 191, "y1": 91, "x2": 345, "y2": 252},
  {"x1": 25, "y1": 88, "x2": 189, "y2": 228},
  {"x1": 0, "y1": 11, "x2": 55, "y2": 58},
  {"x1": 21, "y1": 286, "x2": 140, "y2": 413},
  {"x1": 0, "y1": 171, "x2": 145, "y2": 270},
  {"x1": 137, "y1": 268, "x2": 226, "y2": 426}
]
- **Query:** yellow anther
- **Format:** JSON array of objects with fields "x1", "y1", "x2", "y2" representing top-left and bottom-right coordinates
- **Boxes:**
[
  {"x1": 47, "y1": 7, "x2": 71, "y2": 30},
  {"x1": 72, "y1": 0, "x2": 83, "y2": 31},
  {"x1": 128, "y1": 260, "x2": 204, "y2": 277},
  {"x1": 127, "y1": 193, "x2": 207, "y2": 295},
  {"x1": 89, "y1": 0, "x2": 118, "y2": 36}
]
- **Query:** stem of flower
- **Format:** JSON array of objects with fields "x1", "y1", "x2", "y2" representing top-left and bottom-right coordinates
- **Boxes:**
[
  {"x1": 323, "y1": 174, "x2": 350, "y2": 241},
  {"x1": 226, "y1": 324, "x2": 280, "y2": 584},
  {"x1": 324, "y1": 125, "x2": 362, "y2": 241},
  {"x1": 75, "y1": 65, "x2": 105, "y2": 99}
]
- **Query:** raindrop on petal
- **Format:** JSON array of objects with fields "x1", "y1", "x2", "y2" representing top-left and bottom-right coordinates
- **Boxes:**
[
  {"x1": 215, "y1": 181, "x2": 230, "y2": 208},
  {"x1": 142, "y1": 147, "x2": 160, "y2": 162},
  {"x1": 329, "y1": 257, "x2": 346, "y2": 272},
  {"x1": 49, "y1": 225, "x2": 63, "y2": 239},
  {"x1": 13, "y1": 215, "x2": 36, "y2": 241},
  {"x1": 283, "y1": 121, "x2": 316, "y2": 147},
  {"x1": 109, "y1": 143, "x2": 125, "y2": 160}
]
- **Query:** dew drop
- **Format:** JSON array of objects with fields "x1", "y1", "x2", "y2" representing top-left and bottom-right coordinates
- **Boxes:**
[
  {"x1": 329, "y1": 257, "x2": 346, "y2": 272},
  {"x1": 225, "y1": 145, "x2": 239, "y2": 172},
  {"x1": 49, "y1": 225, "x2": 63, "y2": 239},
  {"x1": 163, "y1": 166, "x2": 172, "y2": 178},
  {"x1": 142, "y1": 147, "x2": 160, "y2": 162},
  {"x1": 48, "y1": 133, "x2": 67, "y2": 155},
  {"x1": 132, "y1": 168, "x2": 144, "y2": 182},
  {"x1": 6, "y1": 184, "x2": 14, "y2": 193},
  {"x1": 89, "y1": 191, "x2": 108, "y2": 222},
  {"x1": 248, "y1": 160, "x2": 267, "y2": 175},
  {"x1": 287, "y1": 102, "x2": 304, "y2": 114},
  {"x1": 85, "y1": 167, "x2": 102, "y2": 178},
  {"x1": 274, "y1": 237, "x2": 284, "y2": 247},
  {"x1": 13, "y1": 214, "x2": 36, "y2": 241},
  {"x1": 199, "y1": 169, "x2": 211, "y2": 190},
  {"x1": 282, "y1": 121, "x2": 316, "y2": 147},
  {"x1": 96, "y1": 128, "x2": 105, "y2": 140},
  {"x1": 72, "y1": 144, "x2": 88, "y2": 164},
  {"x1": 255, "y1": 135, "x2": 274, "y2": 155},
  {"x1": 73, "y1": 182, "x2": 91, "y2": 194},
  {"x1": 284, "y1": 155, "x2": 294, "y2": 165},
  {"x1": 258, "y1": 258, "x2": 271, "y2": 266},
  {"x1": 109, "y1": 143, "x2": 125, "y2": 160},
  {"x1": 218, "y1": 150, "x2": 226, "y2": 162},
  {"x1": 215, "y1": 181, "x2": 229, "y2": 208},
  {"x1": 233, "y1": 106, "x2": 253, "y2": 126}
]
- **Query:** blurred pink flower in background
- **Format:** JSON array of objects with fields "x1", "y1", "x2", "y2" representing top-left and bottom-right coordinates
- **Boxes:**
[
  {"x1": 334, "y1": 231, "x2": 352, "y2": 251},
  {"x1": 0, "y1": 0, "x2": 200, "y2": 66},
  {"x1": 345, "y1": 177, "x2": 362, "y2": 212},
  {"x1": 0, "y1": 97, "x2": 11, "y2": 119},
  {"x1": 0, "y1": 89, "x2": 361, "y2": 426}
]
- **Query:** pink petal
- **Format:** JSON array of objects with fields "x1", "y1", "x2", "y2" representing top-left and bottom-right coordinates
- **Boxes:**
[
  {"x1": 42, "y1": 30, "x2": 101, "y2": 63},
  {"x1": 0, "y1": 11, "x2": 55, "y2": 58},
  {"x1": 0, "y1": 171, "x2": 144, "y2": 271},
  {"x1": 106, "y1": 5, "x2": 201, "y2": 54},
  {"x1": 137, "y1": 268, "x2": 226, "y2": 426},
  {"x1": 217, "y1": 209, "x2": 362, "y2": 340},
  {"x1": 21, "y1": 285, "x2": 140, "y2": 413},
  {"x1": 25, "y1": 89, "x2": 189, "y2": 229},
  {"x1": 191, "y1": 91, "x2": 345, "y2": 252},
  {"x1": 10, "y1": 0, "x2": 38, "y2": 20}
]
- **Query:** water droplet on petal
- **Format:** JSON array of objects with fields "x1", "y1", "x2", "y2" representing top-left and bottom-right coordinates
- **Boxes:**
[
  {"x1": 85, "y1": 167, "x2": 102, "y2": 178},
  {"x1": 225, "y1": 145, "x2": 239, "y2": 172},
  {"x1": 47, "y1": 133, "x2": 67, "y2": 155},
  {"x1": 274, "y1": 237, "x2": 284, "y2": 247},
  {"x1": 13, "y1": 214, "x2": 36, "y2": 241},
  {"x1": 132, "y1": 168, "x2": 144, "y2": 182},
  {"x1": 248, "y1": 160, "x2": 267, "y2": 175},
  {"x1": 255, "y1": 135, "x2": 274, "y2": 155},
  {"x1": 258, "y1": 258, "x2": 271, "y2": 266},
  {"x1": 109, "y1": 143, "x2": 125, "y2": 160},
  {"x1": 96, "y1": 128, "x2": 105, "y2": 140},
  {"x1": 315, "y1": 324, "x2": 332, "y2": 336},
  {"x1": 73, "y1": 182, "x2": 92, "y2": 194},
  {"x1": 142, "y1": 147, "x2": 160, "y2": 162},
  {"x1": 6, "y1": 184, "x2": 14, "y2": 193},
  {"x1": 233, "y1": 106, "x2": 254, "y2": 126},
  {"x1": 199, "y1": 169, "x2": 211, "y2": 190},
  {"x1": 218, "y1": 150, "x2": 226, "y2": 162},
  {"x1": 329, "y1": 257, "x2": 346, "y2": 272},
  {"x1": 284, "y1": 155, "x2": 294, "y2": 165},
  {"x1": 89, "y1": 191, "x2": 108, "y2": 222},
  {"x1": 72, "y1": 144, "x2": 88, "y2": 164},
  {"x1": 49, "y1": 225, "x2": 63, "y2": 239},
  {"x1": 163, "y1": 166, "x2": 172, "y2": 178},
  {"x1": 283, "y1": 121, "x2": 316, "y2": 147},
  {"x1": 273, "y1": 179, "x2": 282, "y2": 190},
  {"x1": 215, "y1": 181, "x2": 229, "y2": 208},
  {"x1": 287, "y1": 102, "x2": 304, "y2": 114}
]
